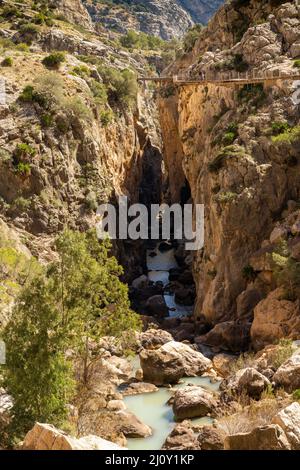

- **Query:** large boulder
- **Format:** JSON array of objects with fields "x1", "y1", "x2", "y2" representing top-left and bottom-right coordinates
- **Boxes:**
[
  {"x1": 145, "y1": 295, "x2": 169, "y2": 317},
  {"x1": 197, "y1": 425, "x2": 225, "y2": 450},
  {"x1": 236, "y1": 367, "x2": 271, "y2": 399},
  {"x1": 172, "y1": 386, "x2": 218, "y2": 421},
  {"x1": 86, "y1": 355, "x2": 133, "y2": 391},
  {"x1": 251, "y1": 288, "x2": 300, "y2": 351},
  {"x1": 140, "y1": 328, "x2": 173, "y2": 349},
  {"x1": 23, "y1": 423, "x2": 126, "y2": 450},
  {"x1": 272, "y1": 402, "x2": 300, "y2": 450},
  {"x1": 221, "y1": 367, "x2": 271, "y2": 399},
  {"x1": 212, "y1": 353, "x2": 236, "y2": 378},
  {"x1": 238, "y1": 23, "x2": 282, "y2": 65},
  {"x1": 224, "y1": 424, "x2": 291, "y2": 450},
  {"x1": 120, "y1": 381, "x2": 159, "y2": 396},
  {"x1": 162, "y1": 421, "x2": 200, "y2": 450},
  {"x1": 273, "y1": 353, "x2": 300, "y2": 392},
  {"x1": 140, "y1": 341, "x2": 212, "y2": 385},
  {"x1": 78, "y1": 391, "x2": 152, "y2": 445},
  {"x1": 140, "y1": 347, "x2": 185, "y2": 385},
  {"x1": 161, "y1": 341, "x2": 212, "y2": 376},
  {"x1": 198, "y1": 321, "x2": 251, "y2": 352}
]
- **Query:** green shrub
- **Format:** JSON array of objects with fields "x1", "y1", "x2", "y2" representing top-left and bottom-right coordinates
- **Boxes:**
[
  {"x1": 293, "y1": 59, "x2": 300, "y2": 69},
  {"x1": 100, "y1": 109, "x2": 113, "y2": 126},
  {"x1": 271, "y1": 121, "x2": 290, "y2": 136},
  {"x1": 293, "y1": 389, "x2": 300, "y2": 400},
  {"x1": 273, "y1": 339, "x2": 294, "y2": 369},
  {"x1": 1, "y1": 5, "x2": 19, "y2": 19},
  {"x1": 64, "y1": 96, "x2": 93, "y2": 122},
  {"x1": 98, "y1": 66, "x2": 137, "y2": 108},
  {"x1": 183, "y1": 24, "x2": 203, "y2": 53},
  {"x1": 237, "y1": 84, "x2": 266, "y2": 107},
  {"x1": 272, "y1": 246, "x2": 300, "y2": 301},
  {"x1": 42, "y1": 52, "x2": 65, "y2": 69},
  {"x1": 18, "y1": 23, "x2": 40, "y2": 44},
  {"x1": 89, "y1": 80, "x2": 108, "y2": 105},
  {"x1": 19, "y1": 74, "x2": 64, "y2": 110},
  {"x1": 222, "y1": 131, "x2": 236, "y2": 145},
  {"x1": 11, "y1": 196, "x2": 31, "y2": 211},
  {"x1": 55, "y1": 116, "x2": 69, "y2": 133},
  {"x1": 208, "y1": 145, "x2": 247, "y2": 173},
  {"x1": 0, "y1": 37, "x2": 15, "y2": 50},
  {"x1": 14, "y1": 143, "x2": 36, "y2": 161},
  {"x1": 15, "y1": 43, "x2": 29, "y2": 52},
  {"x1": 272, "y1": 125, "x2": 300, "y2": 145},
  {"x1": 1, "y1": 57, "x2": 13, "y2": 67},
  {"x1": 14, "y1": 162, "x2": 31, "y2": 177},
  {"x1": 40, "y1": 113, "x2": 53, "y2": 128},
  {"x1": 72, "y1": 65, "x2": 90, "y2": 78},
  {"x1": 214, "y1": 191, "x2": 237, "y2": 204}
]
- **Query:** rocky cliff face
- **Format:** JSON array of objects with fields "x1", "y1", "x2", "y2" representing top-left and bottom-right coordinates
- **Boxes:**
[
  {"x1": 158, "y1": 0, "x2": 300, "y2": 350},
  {"x1": 83, "y1": 0, "x2": 224, "y2": 40},
  {"x1": 0, "y1": 0, "x2": 162, "y2": 285},
  {"x1": 178, "y1": 0, "x2": 224, "y2": 25}
]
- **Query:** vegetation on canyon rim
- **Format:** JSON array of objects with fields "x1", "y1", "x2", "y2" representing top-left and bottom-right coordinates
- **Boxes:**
[{"x1": 1, "y1": 230, "x2": 141, "y2": 445}]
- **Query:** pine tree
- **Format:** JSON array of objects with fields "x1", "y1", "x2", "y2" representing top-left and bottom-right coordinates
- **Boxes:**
[{"x1": 2, "y1": 229, "x2": 141, "y2": 444}]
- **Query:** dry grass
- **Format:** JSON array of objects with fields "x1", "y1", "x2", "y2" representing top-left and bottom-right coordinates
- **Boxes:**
[{"x1": 216, "y1": 396, "x2": 289, "y2": 436}]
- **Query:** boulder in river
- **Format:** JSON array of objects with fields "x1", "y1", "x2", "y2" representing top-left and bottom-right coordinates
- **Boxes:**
[
  {"x1": 140, "y1": 341, "x2": 212, "y2": 385},
  {"x1": 120, "y1": 381, "x2": 159, "y2": 396},
  {"x1": 140, "y1": 346, "x2": 185, "y2": 385},
  {"x1": 131, "y1": 274, "x2": 148, "y2": 290},
  {"x1": 172, "y1": 386, "x2": 218, "y2": 420},
  {"x1": 161, "y1": 341, "x2": 212, "y2": 376},
  {"x1": 140, "y1": 328, "x2": 173, "y2": 349},
  {"x1": 78, "y1": 406, "x2": 152, "y2": 443},
  {"x1": 145, "y1": 295, "x2": 169, "y2": 318}
]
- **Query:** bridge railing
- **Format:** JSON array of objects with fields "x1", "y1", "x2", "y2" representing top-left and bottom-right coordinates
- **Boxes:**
[{"x1": 174, "y1": 68, "x2": 300, "y2": 83}]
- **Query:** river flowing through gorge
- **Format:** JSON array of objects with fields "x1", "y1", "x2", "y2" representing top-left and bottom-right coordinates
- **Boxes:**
[{"x1": 121, "y1": 243, "x2": 219, "y2": 450}]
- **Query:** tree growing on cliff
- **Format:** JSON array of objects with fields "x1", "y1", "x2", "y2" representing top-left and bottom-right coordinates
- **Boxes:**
[{"x1": 2, "y1": 229, "x2": 141, "y2": 443}]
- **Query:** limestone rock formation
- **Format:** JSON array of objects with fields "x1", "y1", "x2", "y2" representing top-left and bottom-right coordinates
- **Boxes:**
[
  {"x1": 83, "y1": 0, "x2": 223, "y2": 41},
  {"x1": 162, "y1": 421, "x2": 200, "y2": 450},
  {"x1": 273, "y1": 353, "x2": 300, "y2": 392},
  {"x1": 197, "y1": 425, "x2": 225, "y2": 450},
  {"x1": 172, "y1": 385, "x2": 217, "y2": 420},
  {"x1": 140, "y1": 341, "x2": 212, "y2": 385},
  {"x1": 272, "y1": 402, "x2": 300, "y2": 450},
  {"x1": 159, "y1": 0, "x2": 300, "y2": 352},
  {"x1": 221, "y1": 367, "x2": 271, "y2": 399},
  {"x1": 224, "y1": 424, "x2": 291, "y2": 451},
  {"x1": 140, "y1": 345, "x2": 185, "y2": 386},
  {"x1": 23, "y1": 422, "x2": 126, "y2": 450},
  {"x1": 251, "y1": 289, "x2": 300, "y2": 350},
  {"x1": 52, "y1": 0, "x2": 93, "y2": 30},
  {"x1": 140, "y1": 328, "x2": 173, "y2": 349}
]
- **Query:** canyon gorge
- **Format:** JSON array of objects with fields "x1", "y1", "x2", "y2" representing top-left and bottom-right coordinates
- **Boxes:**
[{"x1": 0, "y1": 0, "x2": 300, "y2": 452}]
